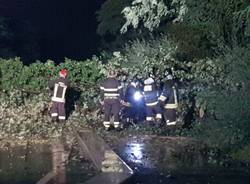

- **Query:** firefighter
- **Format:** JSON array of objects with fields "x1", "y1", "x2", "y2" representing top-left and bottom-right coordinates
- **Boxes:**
[
  {"x1": 143, "y1": 77, "x2": 162, "y2": 125},
  {"x1": 158, "y1": 73, "x2": 178, "y2": 125},
  {"x1": 100, "y1": 70, "x2": 123, "y2": 130},
  {"x1": 49, "y1": 69, "x2": 69, "y2": 122},
  {"x1": 124, "y1": 79, "x2": 145, "y2": 124}
]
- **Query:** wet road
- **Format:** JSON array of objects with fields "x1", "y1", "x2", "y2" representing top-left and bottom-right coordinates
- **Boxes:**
[
  {"x1": 110, "y1": 136, "x2": 250, "y2": 184},
  {"x1": 0, "y1": 142, "x2": 51, "y2": 184}
]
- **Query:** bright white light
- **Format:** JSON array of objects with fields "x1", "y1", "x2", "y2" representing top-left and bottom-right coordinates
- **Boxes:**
[
  {"x1": 126, "y1": 142, "x2": 144, "y2": 163},
  {"x1": 133, "y1": 91, "x2": 143, "y2": 101}
]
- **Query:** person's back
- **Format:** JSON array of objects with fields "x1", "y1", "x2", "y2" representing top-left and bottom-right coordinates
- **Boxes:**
[
  {"x1": 159, "y1": 74, "x2": 178, "y2": 125},
  {"x1": 49, "y1": 77, "x2": 69, "y2": 103},
  {"x1": 100, "y1": 70, "x2": 123, "y2": 130},
  {"x1": 48, "y1": 69, "x2": 69, "y2": 122},
  {"x1": 101, "y1": 77, "x2": 121, "y2": 98}
]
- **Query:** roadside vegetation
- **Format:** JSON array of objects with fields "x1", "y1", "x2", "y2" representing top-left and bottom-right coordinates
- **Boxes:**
[{"x1": 0, "y1": 0, "x2": 249, "y2": 163}]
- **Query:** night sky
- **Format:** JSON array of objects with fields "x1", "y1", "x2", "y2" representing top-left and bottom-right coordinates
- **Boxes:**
[{"x1": 0, "y1": 0, "x2": 105, "y2": 63}]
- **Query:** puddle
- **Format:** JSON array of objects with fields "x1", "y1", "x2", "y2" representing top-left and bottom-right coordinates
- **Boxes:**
[
  {"x1": 0, "y1": 142, "x2": 51, "y2": 184},
  {"x1": 1, "y1": 135, "x2": 249, "y2": 184},
  {"x1": 111, "y1": 136, "x2": 250, "y2": 184},
  {"x1": 0, "y1": 139, "x2": 98, "y2": 184}
]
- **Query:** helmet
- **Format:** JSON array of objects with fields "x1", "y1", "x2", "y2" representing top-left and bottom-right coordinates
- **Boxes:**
[
  {"x1": 144, "y1": 77, "x2": 155, "y2": 85},
  {"x1": 130, "y1": 82, "x2": 137, "y2": 87},
  {"x1": 59, "y1": 69, "x2": 67, "y2": 78},
  {"x1": 166, "y1": 74, "x2": 173, "y2": 80},
  {"x1": 108, "y1": 70, "x2": 117, "y2": 78}
]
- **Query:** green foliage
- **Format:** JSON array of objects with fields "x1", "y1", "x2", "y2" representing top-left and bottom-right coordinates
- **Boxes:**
[
  {"x1": 189, "y1": 84, "x2": 250, "y2": 149},
  {"x1": 184, "y1": 0, "x2": 250, "y2": 46},
  {"x1": 233, "y1": 5, "x2": 250, "y2": 45},
  {"x1": 0, "y1": 90, "x2": 50, "y2": 138},
  {"x1": 183, "y1": 47, "x2": 250, "y2": 150},
  {"x1": 0, "y1": 34, "x2": 249, "y2": 153},
  {"x1": 0, "y1": 89, "x2": 92, "y2": 139},
  {"x1": 111, "y1": 35, "x2": 250, "y2": 151},
  {"x1": 0, "y1": 57, "x2": 106, "y2": 139},
  {"x1": 121, "y1": 0, "x2": 170, "y2": 33},
  {"x1": 0, "y1": 57, "x2": 104, "y2": 92},
  {"x1": 120, "y1": 0, "x2": 249, "y2": 48},
  {"x1": 1, "y1": 0, "x2": 250, "y2": 155},
  {"x1": 120, "y1": 0, "x2": 191, "y2": 33},
  {"x1": 119, "y1": 35, "x2": 179, "y2": 78},
  {"x1": 166, "y1": 23, "x2": 215, "y2": 60},
  {"x1": 115, "y1": 0, "x2": 250, "y2": 152},
  {"x1": 96, "y1": 0, "x2": 132, "y2": 35},
  {"x1": 0, "y1": 58, "x2": 56, "y2": 92},
  {"x1": 231, "y1": 146, "x2": 250, "y2": 162}
]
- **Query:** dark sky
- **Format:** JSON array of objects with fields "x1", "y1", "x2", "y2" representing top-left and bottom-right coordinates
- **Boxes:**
[{"x1": 0, "y1": 0, "x2": 105, "y2": 62}]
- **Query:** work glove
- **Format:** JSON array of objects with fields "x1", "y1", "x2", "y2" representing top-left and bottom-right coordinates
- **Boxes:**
[{"x1": 120, "y1": 100, "x2": 131, "y2": 107}]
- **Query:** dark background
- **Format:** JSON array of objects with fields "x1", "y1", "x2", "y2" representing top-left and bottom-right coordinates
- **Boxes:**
[{"x1": 0, "y1": 0, "x2": 104, "y2": 63}]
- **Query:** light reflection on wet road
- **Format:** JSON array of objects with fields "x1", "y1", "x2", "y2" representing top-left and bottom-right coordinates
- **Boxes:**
[
  {"x1": 124, "y1": 142, "x2": 146, "y2": 164},
  {"x1": 111, "y1": 136, "x2": 250, "y2": 184}
]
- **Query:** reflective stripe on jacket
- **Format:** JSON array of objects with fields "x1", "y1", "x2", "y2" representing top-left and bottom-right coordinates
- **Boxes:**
[
  {"x1": 159, "y1": 85, "x2": 178, "y2": 109},
  {"x1": 100, "y1": 77, "x2": 123, "y2": 99},
  {"x1": 49, "y1": 77, "x2": 69, "y2": 103},
  {"x1": 143, "y1": 84, "x2": 159, "y2": 106}
]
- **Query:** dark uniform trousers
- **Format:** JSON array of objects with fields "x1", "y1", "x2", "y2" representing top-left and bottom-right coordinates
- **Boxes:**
[
  {"x1": 103, "y1": 98, "x2": 120, "y2": 128},
  {"x1": 163, "y1": 108, "x2": 177, "y2": 125},
  {"x1": 51, "y1": 102, "x2": 66, "y2": 120},
  {"x1": 143, "y1": 83, "x2": 162, "y2": 123},
  {"x1": 49, "y1": 77, "x2": 69, "y2": 121},
  {"x1": 100, "y1": 77, "x2": 123, "y2": 129},
  {"x1": 145, "y1": 103, "x2": 162, "y2": 122},
  {"x1": 159, "y1": 86, "x2": 178, "y2": 125}
]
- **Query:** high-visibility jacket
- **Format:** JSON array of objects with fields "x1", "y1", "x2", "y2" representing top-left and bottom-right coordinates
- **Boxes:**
[
  {"x1": 100, "y1": 77, "x2": 123, "y2": 99},
  {"x1": 143, "y1": 83, "x2": 159, "y2": 106},
  {"x1": 159, "y1": 83, "x2": 178, "y2": 109},
  {"x1": 49, "y1": 77, "x2": 69, "y2": 103}
]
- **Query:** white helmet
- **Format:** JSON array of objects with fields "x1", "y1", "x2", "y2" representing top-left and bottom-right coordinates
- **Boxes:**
[
  {"x1": 166, "y1": 74, "x2": 173, "y2": 80},
  {"x1": 144, "y1": 77, "x2": 154, "y2": 85},
  {"x1": 130, "y1": 82, "x2": 137, "y2": 87}
]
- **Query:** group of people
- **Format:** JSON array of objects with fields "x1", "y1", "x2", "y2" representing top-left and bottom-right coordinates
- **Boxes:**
[
  {"x1": 48, "y1": 69, "x2": 178, "y2": 130},
  {"x1": 99, "y1": 70, "x2": 179, "y2": 130}
]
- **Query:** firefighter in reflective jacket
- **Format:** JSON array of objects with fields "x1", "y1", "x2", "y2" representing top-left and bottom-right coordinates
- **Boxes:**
[
  {"x1": 159, "y1": 74, "x2": 178, "y2": 125},
  {"x1": 49, "y1": 69, "x2": 69, "y2": 122},
  {"x1": 100, "y1": 70, "x2": 123, "y2": 130},
  {"x1": 143, "y1": 77, "x2": 162, "y2": 125}
]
